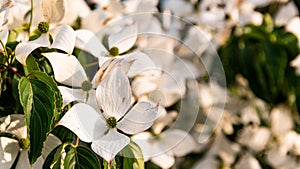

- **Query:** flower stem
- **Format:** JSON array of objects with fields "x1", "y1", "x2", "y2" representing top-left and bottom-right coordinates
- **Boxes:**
[
  {"x1": 75, "y1": 136, "x2": 79, "y2": 146},
  {"x1": 0, "y1": 39, "x2": 8, "y2": 58},
  {"x1": 0, "y1": 132, "x2": 19, "y2": 140},
  {"x1": 28, "y1": 0, "x2": 34, "y2": 36}
]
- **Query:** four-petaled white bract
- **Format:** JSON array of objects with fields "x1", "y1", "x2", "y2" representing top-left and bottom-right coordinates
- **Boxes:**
[{"x1": 57, "y1": 68, "x2": 159, "y2": 162}]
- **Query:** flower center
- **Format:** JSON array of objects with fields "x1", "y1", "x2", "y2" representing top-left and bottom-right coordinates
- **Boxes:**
[
  {"x1": 19, "y1": 138, "x2": 30, "y2": 149},
  {"x1": 38, "y1": 21, "x2": 49, "y2": 33},
  {"x1": 109, "y1": 46, "x2": 119, "y2": 56},
  {"x1": 106, "y1": 117, "x2": 117, "y2": 128},
  {"x1": 81, "y1": 80, "x2": 92, "y2": 91}
]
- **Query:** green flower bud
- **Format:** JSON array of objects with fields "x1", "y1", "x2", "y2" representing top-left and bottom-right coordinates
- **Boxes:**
[
  {"x1": 106, "y1": 117, "x2": 117, "y2": 128},
  {"x1": 81, "y1": 80, "x2": 92, "y2": 91},
  {"x1": 38, "y1": 21, "x2": 49, "y2": 33},
  {"x1": 19, "y1": 138, "x2": 30, "y2": 149},
  {"x1": 109, "y1": 46, "x2": 119, "y2": 56}
]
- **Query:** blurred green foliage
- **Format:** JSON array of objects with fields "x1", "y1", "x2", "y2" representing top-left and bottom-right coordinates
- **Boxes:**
[{"x1": 219, "y1": 14, "x2": 300, "y2": 108}]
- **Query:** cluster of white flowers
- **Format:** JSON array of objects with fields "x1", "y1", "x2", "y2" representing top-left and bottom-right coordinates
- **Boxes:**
[{"x1": 0, "y1": 0, "x2": 300, "y2": 168}]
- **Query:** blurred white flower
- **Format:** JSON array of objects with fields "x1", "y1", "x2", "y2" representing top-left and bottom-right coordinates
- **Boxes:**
[
  {"x1": 192, "y1": 156, "x2": 219, "y2": 169},
  {"x1": 60, "y1": 0, "x2": 90, "y2": 25},
  {"x1": 270, "y1": 105, "x2": 293, "y2": 136},
  {"x1": 286, "y1": 17, "x2": 300, "y2": 48},
  {"x1": 0, "y1": 114, "x2": 61, "y2": 169},
  {"x1": 234, "y1": 152, "x2": 261, "y2": 169},
  {"x1": 160, "y1": 0, "x2": 194, "y2": 17},
  {"x1": 41, "y1": 0, "x2": 67, "y2": 24},
  {"x1": 193, "y1": 133, "x2": 240, "y2": 169},
  {"x1": 132, "y1": 129, "x2": 197, "y2": 169},
  {"x1": 133, "y1": 38, "x2": 200, "y2": 107},
  {"x1": 238, "y1": 125, "x2": 271, "y2": 152},
  {"x1": 266, "y1": 143, "x2": 300, "y2": 169},
  {"x1": 81, "y1": 0, "x2": 124, "y2": 32},
  {"x1": 274, "y1": 1, "x2": 298, "y2": 26},
  {"x1": 290, "y1": 54, "x2": 300, "y2": 75},
  {"x1": 57, "y1": 68, "x2": 159, "y2": 162}
]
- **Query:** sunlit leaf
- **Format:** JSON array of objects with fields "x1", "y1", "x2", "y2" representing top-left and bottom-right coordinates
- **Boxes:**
[
  {"x1": 64, "y1": 146, "x2": 101, "y2": 169},
  {"x1": 18, "y1": 71, "x2": 62, "y2": 164},
  {"x1": 119, "y1": 141, "x2": 144, "y2": 169}
]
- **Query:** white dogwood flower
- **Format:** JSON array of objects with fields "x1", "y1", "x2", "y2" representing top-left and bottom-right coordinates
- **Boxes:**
[
  {"x1": 15, "y1": 24, "x2": 75, "y2": 65},
  {"x1": 76, "y1": 23, "x2": 156, "y2": 86},
  {"x1": 57, "y1": 67, "x2": 159, "y2": 162},
  {"x1": 0, "y1": 114, "x2": 61, "y2": 169}
]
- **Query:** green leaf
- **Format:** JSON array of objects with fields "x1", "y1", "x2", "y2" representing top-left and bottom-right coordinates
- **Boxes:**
[
  {"x1": 219, "y1": 20, "x2": 299, "y2": 106},
  {"x1": 25, "y1": 55, "x2": 40, "y2": 74},
  {"x1": 120, "y1": 141, "x2": 144, "y2": 169},
  {"x1": 43, "y1": 143, "x2": 67, "y2": 169},
  {"x1": 18, "y1": 71, "x2": 62, "y2": 164},
  {"x1": 64, "y1": 146, "x2": 101, "y2": 169},
  {"x1": 27, "y1": 71, "x2": 62, "y2": 127},
  {"x1": 19, "y1": 77, "x2": 54, "y2": 164},
  {"x1": 51, "y1": 126, "x2": 75, "y2": 143}
]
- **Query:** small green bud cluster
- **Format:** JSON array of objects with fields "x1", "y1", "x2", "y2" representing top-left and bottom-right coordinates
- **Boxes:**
[
  {"x1": 19, "y1": 138, "x2": 30, "y2": 149},
  {"x1": 81, "y1": 80, "x2": 93, "y2": 91},
  {"x1": 106, "y1": 117, "x2": 117, "y2": 128},
  {"x1": 38, "y1": 21, "x2": 49, "y2": 33},
  {"x1": 109, "y1": 46, "x2": 119, "y2": 56}
]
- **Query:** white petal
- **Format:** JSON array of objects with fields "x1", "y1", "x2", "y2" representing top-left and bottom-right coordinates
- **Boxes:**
[
  {"x1": 91, "y1": 129, "x2": 130, "y2": 162},
  {"x1": 177, "y1": 26, "x2": 211, "y2": 57},
  {"x1": 192, "y1": 157, "x2": 220, "y2": 169},
  {"x1": 16, "y1": 150, "x2": 44, "y2": 169},
  {"x1": 161, "y1": 129, "x2": 196, "y2": 157},
  {"x1": 43, "y1": 52, "x2": 88, "y2": 87},
  {"x1": 131, "y1": 76, "x2": 157, "y2": 98},
  {"x1": 290, "y1": 54, "x2": 300, "y2": 74},
  {"x1": 246, "y1": 0, "x2": 272, "y2": 7},
  {"x1": 171, "y1": 59, "x2": 200, "y2": 79},
  {"x1": 108, "y1": 23, "x2": 137, "y2": 54},
  {"x1": 148, "y1": 87, "x2": 182, "y2": 107},
  {"x1": 120, "y1": 52, "x2": 156, "y2": 77},
  {"x1": 0, "y1": 0, "x2": 14, "y2": 12},
  {"x1": 87, "y1": 90, "x2": 99, "y2": 112},
  {"x1": 238, "y1": 126, "x2": 271, "y2": 152},
  {"x1": 96, "y1": 68, "x2": 131, "y2": 120},
  {"x1": 60, "y1": 0, "x2": 90, "y2": 25},
  {"x1": 235, "y1": 152, "x2": 262, "y2": 169},
  {"x1": 58, "y1": 87, "x2": 98, "y2": 110},
  {"x1": 274, "y1": 2, "x2": 298, "y2": 26},
  {"x1": 57, "y1": 103, "x2": 107, "y2": 142},
  {"x1": 16, "y1": 150, "x2": 30, "y2": 169},
  {"x1": 131, "y1": 132, "x2": 153, "y2": 161},
  {"x1": 41, "y1": 0, "x2": 67, "y2": 24},
  {"x1": 0, "y1": 114, "x2": 27, "y2": 139},
  {"x1": 15, "y1": 34, "x2": 50, "y2": 65},
  {"x1": 118, "y1": 101, "x2": 158, "y2": 135},
  {"x1": 75, "y1": 29, "x2": 107, "y2": 57},
  {"x1": 51, "y1": 25, "x2": 76, "y2": 54},
  {"x1": 286, "y1": 17, "x2": 300, "y2": 48},
  {"x1": 161, "y1": 0, "x2": 193, "y2": 17},
  {"x1": 92, "y1": 57, "x2": 122, "y2": 88},
  {"x1": 150, "y1": 145, "x2": 175, "y2": 169},
  {"x1": 0, "y1": 29, "x2": 8, "y2": 51},
  {"x1": 0, "y1": 137, "x2": 19, "y2": 169},
  {"x1": 41, "y1": 134, "x2": 61, "y2": 159},
  {"x1": 58, "y1": 86, "x2": 86, "y2": 107},
  {"x1": 270, "y1": 105, "x2": 293, "y2": 136}
]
